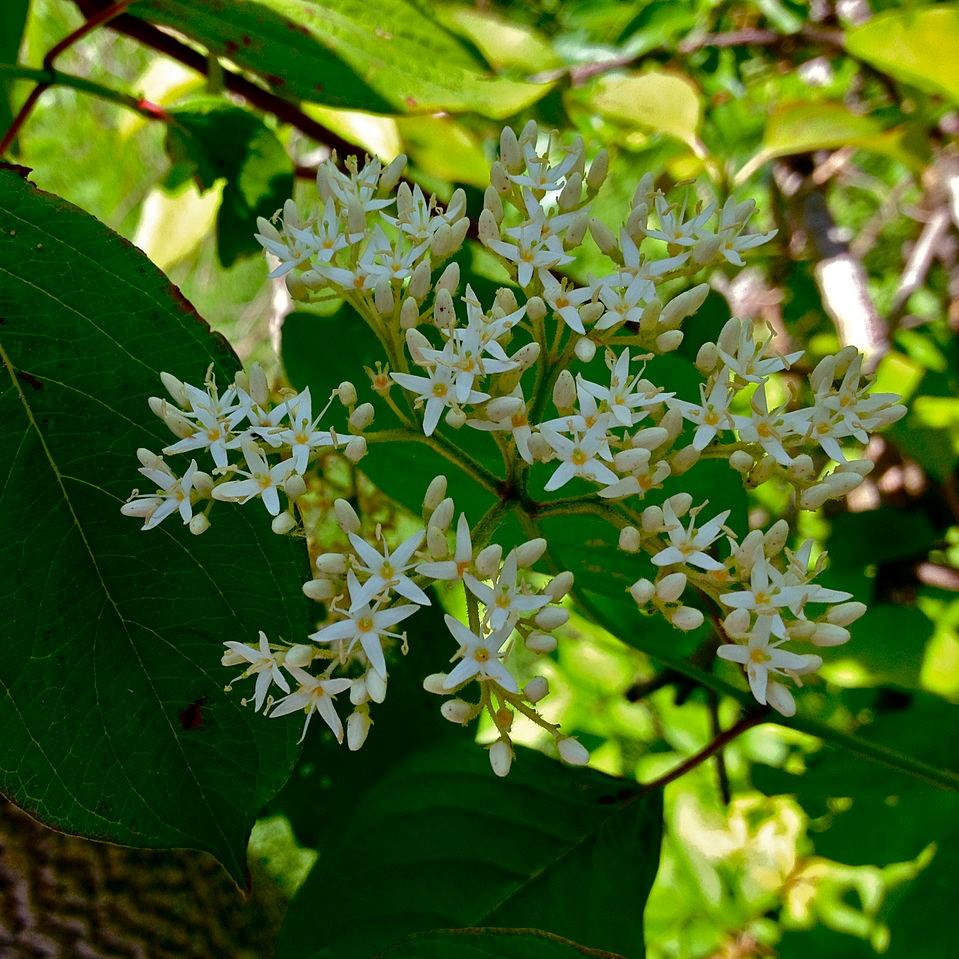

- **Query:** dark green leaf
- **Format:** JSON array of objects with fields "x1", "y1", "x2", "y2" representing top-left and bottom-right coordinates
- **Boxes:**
[
  {"x1": 276, "y1": 740, "x2": 662, "y2": 959},
  {"x1": 0, "y1": 167, "x2": 309, "y2": 882},
  {"x1": 164, "y1": 99, "x2": 293, "y2": 267},
  {"x1": 128, "y1": 0, "x2": 553, "y2": 117},
  {"x1": 0, "y1": 1, "x2": 30, "y2": 145},
  {"x1": 382, "y1": 928, "x2": 629, "y2": 959}
]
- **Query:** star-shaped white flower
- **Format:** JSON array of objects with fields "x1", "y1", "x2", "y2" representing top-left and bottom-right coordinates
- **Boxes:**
[
  {"x1": 392, "y1": 356, "x2": 490, "y2": 436},
  {"x1": 211, "y1": 441, "x2": 295, "y2": 515},
  {"x1": 274, "y1": 387, "x2": 337, "y2": 473},
  {"x1": 652, "y1": 502, "x2": 730, "y2": 572},
  {"x1": 416, "y1": 513, "x2": 474, "y2": 580},
  {"x1": 310, "y1": 572, "x2": 418, "y2": 678},
  {"x1": 222, "y1": 631, "x2": 291, "y2": 712},
  {"x1": 269, "y1": 666, "x2": 352, "y2": 743},
  {"x1": 720, "y1": 555, "x2": 809, "y2": 639},
  {"x1": 464, "y1": 550, "x2": 549, "y2": 629},
  {"x1": 442, "y1": 615, "x2": 518, "y2": 693},
  {"x1": 541, "y1": 424, "x2": 618, "y2": 491},
  {"x1": 667, "y1": 374, "x2": 734, "y2": 451},
  {"x1": 347, "y1": 530, "x2": 430, "y2": 609},
  {"x1": 541, "y1": 275, "x2": 594, "y2": 335},
  {"x1": 717, "y1": 626, "x2": 821, "y2": 706},
  {"x1": 122, "y1": 458, "x2": 198, "y2": 531}
]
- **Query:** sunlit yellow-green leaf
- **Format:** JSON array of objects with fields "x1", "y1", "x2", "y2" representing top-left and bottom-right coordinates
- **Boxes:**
[
  {"x1": 846, "y1": 5, "x2": 959, "y2": 103},
  {"x1": 305, "y1": 104, "x2": 403, "y2": 161},
  {"x1": 396, "y1": 115, "x2": 490, "y2": 187},
  {"x1": 133, "y1": 181, "x2": 222, "y2": 271},
  {"x1": 438, "y1": 3, "x2": 562, "y2": 71},
  {"x1": 576, "y1": 70, "x2": 703, "y2": 152}
]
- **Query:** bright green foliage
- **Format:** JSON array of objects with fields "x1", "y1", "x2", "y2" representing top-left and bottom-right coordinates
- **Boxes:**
[
  {"x1": 128, "y1": 0, "x2": 554, "y2": 117},
  {"x1": 0, "y1": 167, "x2": 309, "y2": 882},
  {"x1": 277, "y1": 740, "x2": 662, "y2": 959}
]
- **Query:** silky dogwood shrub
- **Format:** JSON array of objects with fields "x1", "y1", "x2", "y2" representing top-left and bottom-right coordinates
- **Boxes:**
[{"x1": 122, "y1": 122, "x2": 906, "y2": 776}]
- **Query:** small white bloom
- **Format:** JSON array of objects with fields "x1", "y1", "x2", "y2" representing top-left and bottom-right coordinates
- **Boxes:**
[
  {"x1": 717, "y1": 627, "x2": 821, "y2": 706},
  {"x1": 222, "y1": 630, "x2": 291, "y2": 712},
  {"x1": 442, "y1": 615, "x2": 518, "y2": 693},
  {"x1": 652, "y1": 501, "x2": 730, "y2": 571},
  {"x1": 211, "y1": 441, "x2": 295, "y2": 515},
  {"x1": 541, "y1": 424, "x2": 619, "y2": 491},
  {"x1": 269, "y1": 666, "x2": 352, "y2": 743},
  {"x1": 392, "y1": 354, "x2": 490, "y2": 436},
  {"x1": 464, "y1": 550, "x2": 549, "y2": 629},
  {"x1": 122, "y1": 458, "x2": 198, "y2": 531},
  {"x1": 347, "y1": 530, "x2": 430, "y2": 609},
  {"x1": 274, "y1": 387, "x2": 337, "y2": 473}
]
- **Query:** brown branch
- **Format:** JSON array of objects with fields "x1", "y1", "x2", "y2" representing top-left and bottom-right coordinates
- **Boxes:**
[
  {"x1": 707, "y1": 690, "x2": 732, "y2": 805},
  {"x1": 74, "y1": 1, "x2": 360, "y2": 158},
  {"x1": 641, "y1": 709, "x2": 768, "y2": 793}
]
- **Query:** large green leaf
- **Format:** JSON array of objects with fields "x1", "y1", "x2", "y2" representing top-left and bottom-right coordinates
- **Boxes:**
[
  {"x1": 127, "y1": 0, "x2": 553, "y2": 117},
  {"x1": 276, "y1": 740, "x2": 663, "y2": 959},
  {"x1": 383, "y1": 928, "x2": 628, "y2": 958},
  {"x1": 164, "y1": 99, "x2": 294, "y2": 267},
  {"x1": 846, "y1": 5, "x2": 959, "y2": 104},
  {"x1": 0, "y1": 1, "x2": 30, "y2": 144},
  {"x1": 0, "y1": 166, "x2": 309, "y2": 882}
]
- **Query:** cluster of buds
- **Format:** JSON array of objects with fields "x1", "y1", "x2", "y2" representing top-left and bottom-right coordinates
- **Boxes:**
[
  {"x1": 123, "y1": 122, "x2": 907, "y2": 769},
  {"x1": 122, "y1": 364, "x2": 371, "y2": 535}
]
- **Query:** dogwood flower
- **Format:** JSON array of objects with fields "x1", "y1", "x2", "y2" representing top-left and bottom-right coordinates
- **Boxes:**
[
  {"x1": 274, "y1": 387, "x2": 337, "y2": 473},
  {"x1": 347, "y1": 530, "x2": 430, "y2": 609},
  {"x1": 270, "y1": 667, "x2": 352, "y2": 743},
  {"x1": 717, "y1": 627, "x2": 821, "y2": 708},
  {"x1": 720, "y1": 554, "x2": 809, "y2": 639},
  {"x1": 541, "y1": 275, "x2": 594, "y2": 334},
  {"x1": 464, "y1": 550, "x2": 549, "y2": 629},
  {"x1": 652, "y1": 502, "x2": 730, "y2": 571},
  {"x1": 541, "y1": 424, "x2": 619, "y2": 491},
  {"x1": 667, "y1": 374, "x2": 734, "y2": 450},
  {"x1": 310, "y1": 572, "x2": 418, "y2": 678},
  {"x1": 442, "y1": 615, "x2": 519, "y2": 693},
  {"x1": 211, "y1": 441, "x2": 295, "y2": 515},
  {"x1": 222, "y1": 631, "x2": 291, "y2": 712},
  {"x1": 417, "y1": 513, "x2": 474, "y2": 580},
  {"x1": 392, "y1": 358, "x2": 490, "y2": 436}
]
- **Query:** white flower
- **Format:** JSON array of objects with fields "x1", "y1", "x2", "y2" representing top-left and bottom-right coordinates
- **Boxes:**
[
  {"x1": 269, "y1": 666, "x2": 352, "y2": 743},
  {"x1": 310, "y1": 572, "x2": 418, "y2": 678},
  {"x1": 667, "y1": 374, "x2": 734, "y2": 450},
  {"x1": 541, "y1": 424, "x2": 619, "y2": 491},
  {"x1": 163, "y1": 404, "x2": 240, "y2": 470},
  {"x1": 347, "y1": 530, "x2": 430, "y2": 609},
  {"x1": 720, "y1": 554, "x2": 809, "y2": 639},
  {"x1": 317, "y1": 155, "x2": 393, "y2": 213},
  {"x1": 734, "y1": 385, "x2": 804, "y2": 467},
  {"x1": 541, "y1": 275, "x2": 594, "y2": 335},
  {"x1": 422, "y1": 327, "x2": 517, "y2": 404},
  {"x1": 593, "y1": 275, "x2": 654, "y2": 331},
  {"x1": 485, "y1": 225, "x2": 573, "y2": 287},
  {"x1": 442, "y1": 614, "x2": 519, "y2": 693},
  {"x1": 509, "y1": 141, "x2": 581, "y2": 193},
  {"x1": 416, "y1": 513, "x2": 473, "y2": 580},
  {"x1": 652, "y1": 502, "x2": 730, "y2": 571},
  {"x1": 578, "y1": 349, "x2": 669, "y2": 428},
  {"x1": 464, "y1": 551, "x2": 549, "y2": 629},
  {"x1": 466, "y1": 389, "x2": 534, "y2": 464},
  {"x1": 717, "y1": 626, "x2": 821, "y2": 707},
  {"x1": 392, "y1": 356, "x2": 490, "y2": 436},
  {"x1": 122, "y1": 459, "x2": 198, "y2": 530},
  {"x1": 222, "y1": 631, "x2": 291, "y2": 712},
  {"x1": 274, "y1": 387, "x2": 337, "y2": 473},
  {"x1": 718, "y1": 320, "x2": 803, "y2": 383},
  {"x1": 646, "y1": 194, "x2": 714, "y2": 247},
  {"x1": 211, "y1": 441, "x2": 295, "y2": 515}
]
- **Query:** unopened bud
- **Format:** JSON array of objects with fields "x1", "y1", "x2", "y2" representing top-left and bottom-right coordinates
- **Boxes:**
[
  {"x1": 729, "y1": 449, "x2": 754, "y2": 474},
  {"x1": 671, "y1": 606, "x2": 704, "y2": 631},
  {"x1": 303, "y1": 578, "x2": 338, "y2": 601},
  {"x1": 423, "y1": 475, "x2": 447, "y2": 512},
  {"x1": 655, "y1": 329, "x2": 684, "y2": 353},
  {"x1": 409, "y1": 260, "x2": 432, "y2": 301},
  {"x1": 189, "y1": 514, "x2": 210, "y2": 536},
  {"x1": 479, "y1": 209, "x2": 501, "y2": 245},
  {"x1": 500, "y1": 126, "x2": 521, "y2": 171},
  {"x1": 553, "y1": 370, "x2": 576, "y2": 410},
  {"x1": 545, "y1": 571, "x2": 574, "y2": 601},
  {"x1": 427, "y1": 524, "x2": 448, "y2": 559},
  {"x1": 284, "y1": 474, "x2": 307, "y2": 499},
  {"x1": 423, "y1": 672, "x2": 449, "y2": 694},
  {"x1": 586, "y1": 149, "x2": 609, "y2": 191},
  {"x1": 641, "y1": 506, "x2": 663, "y2": 532},
  {"x1": 400, "y1": 296, "x2": 420, "y2": 329},
  {"x1": 337, "y1": 381, "x2": 357, "y2": 406},
  {"x1": 441, "y1": 698, "x2": 474, "y2": 724},
  {"x1": 445, "y1": 407, "x2": 467, "y2": 429},
  {"x1": 630, "y1": 578, "x2": 655, "y2": 605},
  {"x1": 558, "y1": 172, "x2": 583, "y2": 211},
  {"x1": 660, "y1": 284, "x2": 709, "y2": 329},
  {"x1": 271, "y1": 511, "x2": 296, "y2": 535},
  {"x1": 374, "y1": 280, "x2": 394, "y2": 315},
  {"x1": 799, "y1": 483, "x2": 832, "y2": 510},
  {"x1": 474, "y1": 544, "x2": 503, "y2": 580},
  {"x1": 656, "y1": 572, "x2": 687, "y2": 603},
  {"x1": 763, "y1": 519, "x2": 789, "y2": 556},
  {"x1": 516, "y1": 538, "x2": 547, "y2": 567},
  {"x1": 433, "y1": 288, "x2": 456, "y2": 330},
  {"x1": 524, "y1": 676, "x2": 549, "y2": 703},
  {"x1": 334, "y1": 498, "x2": 361, "y2": 534},
  {"x1": 428, "y1": 497, "x2": 454, "y2": 531},
  {"x1": 344, "y1": 436, "x2": 367, "y2": 462},
  {"x1": 826, "y1": 601, "x2": 867, "y2": 627},
  {"x1": 316, "y1": 552, "x2": 347, "y2": 575},
  {"x1": 619, "y1": 526, "x2": 642, "y2": 552},
  {"x1": 437, "y1": 261, "x2": 460, "y2": 293},
  {"x1": 525, "y1": 631, "x2": 557, "y2": 654},
  {"x1": 574, "y1": 337, "x2": 597, "y2": 363},
  {"x1": 589, "y1": 218, "x2": 617, "y2": 256},
  {"x1": 379, "y1": 154, "x2": 407, "y2": 193},
  {"x1": 489, "y1": 740, "x2": 513, "y2": 777},
  {"x1": 430, "y1": 222, "x2": 452, "y2": 258},
  {"x1": 696, "y1": 342, "x2": 719, "y2": 374},
  {"x1": 670, "y1": 445, "x2": 700, "y2": 474},
  {"x1": 557, "y1": 737, "x2": 589, "y2": 767},
  {"x1": 347, "y1": 709, "x2": 372, "y2": 751},
  {"x1": 349, "y1": 403, "x2": 374, "y2": 432},
  {"x1": 406, "y1": 328, "x2": 431, "y2": 364},
  {"x1": 484, "y1": 185, "x2": 504, "y2": 222},
  {"x1": 486, "y1": 395, "x2": 523, "y2": 420},
  {"x1": 811, "y1": 623, "x2": 851, "y2": 647}
]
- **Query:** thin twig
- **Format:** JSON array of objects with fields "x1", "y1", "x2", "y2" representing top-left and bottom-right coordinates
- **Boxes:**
[
  {"x1": 641, "y1": 709, "x2": 767, "y2": 792},
  {"x1": 707, "y1": 690, "x2": 732, "y2": 805}
]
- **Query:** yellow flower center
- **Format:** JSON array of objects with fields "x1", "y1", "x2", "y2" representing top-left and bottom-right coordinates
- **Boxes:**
[
  {"x1": 474, "y1": 647, "x2": 490, "y2": 663},
  {"x1": 571, "y1": 449, "x2": 588, "y2": 466}
]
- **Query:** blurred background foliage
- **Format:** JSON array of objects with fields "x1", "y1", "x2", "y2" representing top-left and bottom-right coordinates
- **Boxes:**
[{"x1": 3, "y1": 1, "x2": 959, "y2": 957}]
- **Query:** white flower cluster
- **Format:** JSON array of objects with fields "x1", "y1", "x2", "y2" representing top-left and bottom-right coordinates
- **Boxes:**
[
  {"x1": 124, "y1": 122, "x2": 907, "y2": 771},
  {"x1": 221, "y1": 476, "x2": 586, "y2": 775},
  {"x1": 121, "y1": 363, "x2": 371, "y2": 535}
]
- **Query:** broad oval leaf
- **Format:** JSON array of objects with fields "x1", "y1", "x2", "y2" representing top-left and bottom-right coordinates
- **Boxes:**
[
  {"x1": 846, "y1": 5, "x2": 959, "y2": 104},
  {"x1": 383, "y1": 927, "x2": 628, "y2": 959},
  {"x1": 0, "y1": 167, "x2": 309, "y2": 882},
  {"x1": 127, "y1": 0, "x2": 554, "y2": 118},
  {"x1": 276, "y1": 740, "x2": 663, "y2": 959}
]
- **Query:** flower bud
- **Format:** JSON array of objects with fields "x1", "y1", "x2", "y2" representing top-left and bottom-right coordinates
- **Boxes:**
[
  {"x1": 490, "y1": 160, "x2": 510, "y2": 194},
  {"x1": 639, "y1": 298, "x2": 662, "y2": 332},
  {"x1": 475, "y1": 544, "x2": 503, "y2": 580},
  {"x1": 655, "y1": 330, "x2": 684, "y2": 353},
  {"x1": 430, "y1": 222, "x2": 452, "y2": 258},
  {"x1": 799, "y1": 483, "x2": 831, "y2": 510},
  {"x1": 723, "y1": 608, "x2": 751, "y2": 637},
  {"x1": 695, "y1": 342, "x2": 719, "y2": 374},
  {"x1": 558, "y1": 172, "x2": 583, "y2": 211},
  {"x1": 660, "y1": 284, "x2": 709, "y2": 329},
  {"x1": 500, "y1": 126, "x2": 521, "y2": 171},
  {"x1": 749, "y1": 454, "x2": 777, "y2": 486},
  {"x1": 344, "y1": 436, "x2": 367, "y2": 463},
  {"x1": 667, "y1": 492, "x2": 693, "y2": 517},
  {"x1": 449, "y1": 217, "x2": 469, "y2": 252},
  {"x1": 766, "y1": 681, "x2": 796, "y2": 717},
  {"x1": 409, "y1": 260, "x2": 432, "y2": 301},
  {"x1": 272, "y1": 512, "x2": 296, "y2": 535},
  {"x1": 811, "y1": 623, "x2": 851, "y2": 647},
  {"x1": 614, "y1": 448, "x2": 650, "y2": 473},
  {"x1": 729, "y1": 449, "x2": 754, "y2": 474},
  {"x1": 423, "y1": 672, "x2": 449, "y2": 695},
  {"x1": 189, "y1": 514, "x2": 210, "y2": 536},
  {"x1": 826, "y1": 601, "x2": 867, "y2": 626},
  {"x1": 788, "y1": 454, "x2": 815, "y2": 481},
  {"x1": 586, "y1": 149, "x2": 608, "y2": 191},
  {"x1": 564, "y1": 210, "x2": 590, "y2": 248},
  {"x1": 516, "y1": 538, "x2": 547, "y2": 567},
  {"x1": 546, "y1": 571, "x2": 574, "y2": 601},
  {"x1": 671, "y1": 606, "x2": 704, "y2": 631},
  {"x1": 428, "y1": 497, "x2": 454, "y2": 531},
  {"x1": 489, "y1": 740, "x2": 513, "y2": 777},
  {"x1": 441, "y1": 698, "x2": 474, "y2": 724},
  {"x1": 379, "y1": 153, "x2": 407, "y2": 193},
  {"x1": 630, "y1": 578, "x2": 655, "y2": 605},
  {"x1": 619, "y1": 526, "x2": 642, "y2": 553},
  {"x1": 824, "y1": 472, "x2": 863, "y2": 497},
  {"x1": 445, "y1": 407, "x2": 467, "y2": 429},
  {"x1": 349, "y1": 403, "x2": 375, "y2": 432},
  {"x1": 347, "y1": 709, "x2": 372, "y2": 751},
  {"x1": 631, "y1": 427, "x2": 669, "y2": 450},
  {"x1": 484, "y1": 185, "x2": 504, "y2": 222},
  {"x1": 574, "y1": 337, "x2": 597, "y2": 363},
  {"x1": 433, "y1": 287, "x2": 455, "y2": 330},
  {"x1": 486, "y1": 395, "x2": 523, "y2": 420},
  {"x1": 524, "y1": 676, "x2": 549, "y2": 703},
  {"x1": 656, "y1": 572, "x2": 687, "y2": 603},
  {"x1": 494, "y1": 287, "x2": 518, "y2": 314},
  {"x1": 406, "y1": 328, "x2": 431, "y2": 364},
  {"x1": 337, "y1": 380, "x2": 357, "y2": 406},
  {"x1": 479, "y1": 208, "x2": 501, "y2": 245},
  {"x1": 423, "y1": 474, "x2": 447, "y2": 512},
  {"x1": 303, "y1": 578, "x2": 337, "y2": 601},
  {"x1": 334, "y1": 498, "x2": 361, "y2": 535},
  {"x1": 160, "y1": 371, "x2": 189, "y2": 406},
  {"x1": 557, "y1": 737, "x2": 589, "y2": 767},
  {"x1": 366, "y1": 670, "x2": 387, "y2": 704},
  {"x1": 427, "y1": 523, "x2": 448, "y2": 559},
  {"x1": 691, "y1": 233, "x2": 721, "y2": 266},
  {"x1": 553, "y1": 370, "x2": 576, "y2": 411},
  {"x1": 526, "y1": 632, "x2": 557, "y2": 654},
  {"x1": 317, "y1": 552, "x2": 348, "y2": 575},
  {"x1": 437, "y1": 261, "x2": 460, "y2": 293},
  {"x1": 589, "y1": 218, "x2": 617, "y2": 256},
  {"x1": 400, "y1": 296, "x2": 420, "y2": 329},
  {"x1": 192, "y1": 471, "x2": 213, "y2": 497},
  {"x1": 512, "y1": 342, "x2": 541, "y2": 370},
  {"x1": 658, "y1": 408, "x2": 683, "y2": 442},
  {"x1": 374, "y1": 280, "x2": 394, "y2": 315},
  {"x1": 763, "y1": 519, "x2": 789, "y2": 556},
  {"x1": 670, "y1": 445, "x2": 700, "y2": 474}
]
